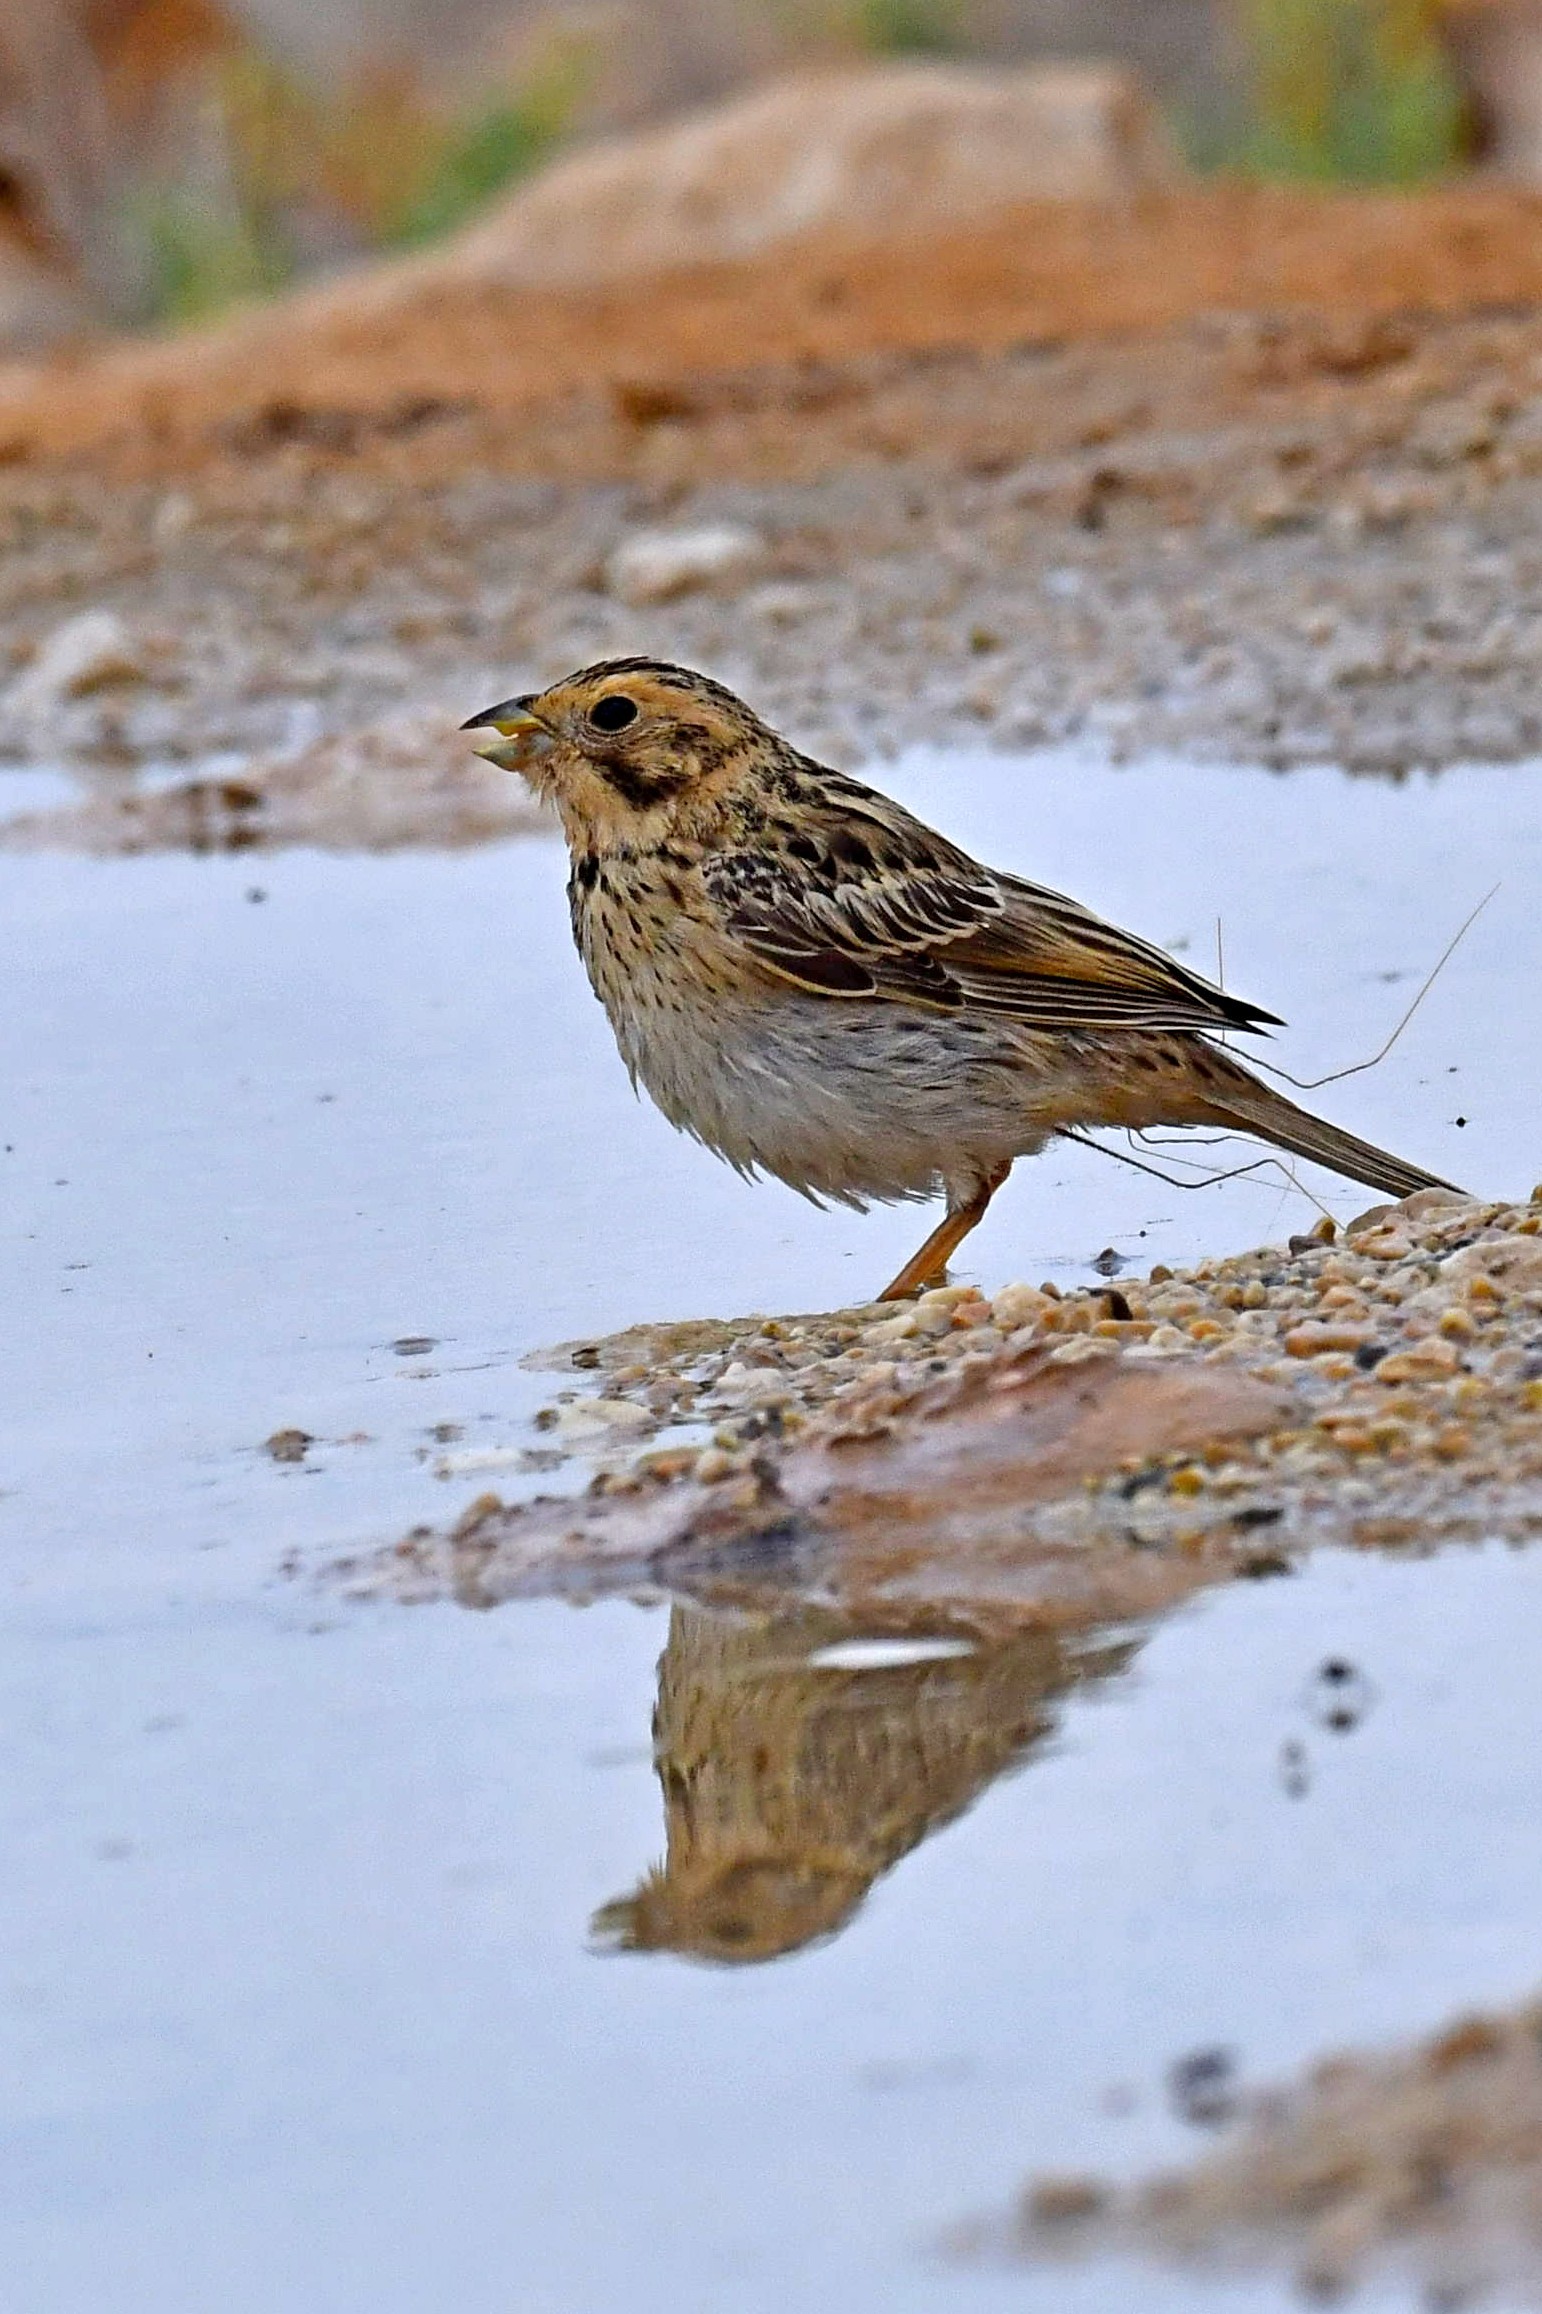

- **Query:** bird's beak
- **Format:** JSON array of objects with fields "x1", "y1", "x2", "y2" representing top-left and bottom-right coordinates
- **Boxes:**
[{"x1": 460, "y1": 694, "x2": 556, "y2": 775}]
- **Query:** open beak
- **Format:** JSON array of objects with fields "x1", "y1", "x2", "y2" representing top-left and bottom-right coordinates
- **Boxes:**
[{"x1": 460, "y1": 694, "x2": 556, "y2": 775}]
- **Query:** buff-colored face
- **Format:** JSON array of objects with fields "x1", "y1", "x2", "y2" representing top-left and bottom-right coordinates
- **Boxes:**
[{"x1": 462, "y1": 657, "x2": 759, "y2": 842}]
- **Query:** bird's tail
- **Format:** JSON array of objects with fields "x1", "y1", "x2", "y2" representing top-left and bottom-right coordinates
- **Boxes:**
[{"x1": 1191, "y1": 1049, "x2": 1461, "y2": 1203}]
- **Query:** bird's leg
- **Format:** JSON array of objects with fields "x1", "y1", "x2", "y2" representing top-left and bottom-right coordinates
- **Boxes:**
[{"x1": 876, "y1": 1163, "x2": 1011, "y2": 1302}]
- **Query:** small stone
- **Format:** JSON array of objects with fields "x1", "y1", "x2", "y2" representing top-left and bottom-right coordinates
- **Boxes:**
[
  {"x1": 991, "y1": 1282, "x2": 1053, "y2": 1329},
  {"x1": 852, "y1": 1314, "x2": 912, "y2": 1351},
  {"x1": 1356, "y1": 1228, "x2": 1414, "y2": 1263},
  {"x1": 434, "y1": 1444, "x2": 532, "y2": 1477},
  {"x1": 1022, "y1": 2174, "x2": 1108, "y2": 2228},
  {"x1": 636, "y1": 1446, "x2": 700, "y2": 1480},
  {"x1": 606, "y1": 524, "x2": 764, "y2": 605},
  {"x1": 1436, "y1": 1306, "x2": 1476, "y2": 1340},
  {"x1": 1283, "y1": 1322, "x2": 1372, "y2": 1358},
  {"x1": 1046, "y1": 1334, "x2": 1118, "y2": 1366},
  {"x1": 1375, "y1": 1341, "x2": 1461, "y2": 1382},
  {"x1": 1399, "y1": 1186, "x2": 1471, "y2": 1220},
  {"x1": 11, "y1": 609, "x2": 146, "y2": 710},
  {"x1": 264, "y1": 1426, "x2": 313, "y2": 1463},
  {"x1": 693, "y1": 1446, "x2": 740, "y2": 1483},
  {"x1": 552, "y1": 1397, "x2": 653, "y2": 1436},
  {"x1": 1443, "y1": 1235, "x2": 1542, "y2": 1295},
  {"x1": 1425, "y1": 2013, "x2": 1505, "y2": 2071},
  {"x1": 153, "y1": 489, "x2": 195, "y2": 541},
  {"x1": 1346, "y1": 1201, "x2": 1399, "y2": 1236}
]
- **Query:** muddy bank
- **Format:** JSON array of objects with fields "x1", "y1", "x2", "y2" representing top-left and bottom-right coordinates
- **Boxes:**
[
  {"x1": 1016, "y1": 1995, "x2": 1542, "y2": 2306},
  {"x1": 10, "y1": 197, "x2": 1542, "y2": 842},
  {"x1": 344, "y1": 1188, "x2": 1542, "y2": 1624},
  {"x1": 8, "y1": 185, "x2": 1542, "y2": 468}
]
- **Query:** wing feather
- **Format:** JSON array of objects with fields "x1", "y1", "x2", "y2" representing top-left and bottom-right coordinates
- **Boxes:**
[{"x1": 700, "y1": 783, "x2": 1280, "y2": 1035}]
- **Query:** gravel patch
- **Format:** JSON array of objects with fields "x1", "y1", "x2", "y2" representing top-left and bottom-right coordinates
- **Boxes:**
[{"x1": 349, "y1": 1185, "x2": 1542, "y2": 1616}]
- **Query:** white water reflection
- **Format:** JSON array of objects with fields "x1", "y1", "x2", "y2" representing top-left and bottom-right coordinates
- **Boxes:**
[{"x1": 3, "y1": 746, "x2": 1541, "y2": 2313}]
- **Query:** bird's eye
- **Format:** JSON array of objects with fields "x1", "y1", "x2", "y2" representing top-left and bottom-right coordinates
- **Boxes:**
[{"x1": 590, "y1": 694, "x2": 638, "y2": 732}]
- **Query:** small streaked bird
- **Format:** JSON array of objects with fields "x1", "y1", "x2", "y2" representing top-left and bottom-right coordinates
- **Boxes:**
[{"x1": 464, "y1": 658, "x2": 1457, "y2": 1301}]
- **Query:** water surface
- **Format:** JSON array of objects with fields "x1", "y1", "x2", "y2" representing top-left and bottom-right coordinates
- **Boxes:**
[{"x1": 4, "y1": 746, "x2": 1541, "y2": 2312}]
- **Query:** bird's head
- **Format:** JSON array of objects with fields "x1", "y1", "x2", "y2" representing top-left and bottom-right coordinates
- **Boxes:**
[{"x1": 462, "y1": 657, "x2": 766, "y2": 847}]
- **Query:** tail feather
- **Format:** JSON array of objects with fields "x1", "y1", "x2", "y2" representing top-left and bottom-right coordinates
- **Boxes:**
[{"x1": 1196, "y1": 1059, "x2": 1461, "y2": 1203}]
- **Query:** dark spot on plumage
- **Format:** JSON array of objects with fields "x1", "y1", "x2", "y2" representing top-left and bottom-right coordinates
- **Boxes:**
[
  {"x1": 786, "y1": 833, "x2": 821, "y2": 865},
  {"x1": 573, "y1": 853, "x2": 600, "y2": 891},
  {"x1": 783, "y1": 949, "x2": 876, "y2": 995},
  {"x1": 594, "y1": 754, "x2": 692, "y2": 811},
  {"x1": 830, "y1": 829, "x2": 876, "y2": 872}
]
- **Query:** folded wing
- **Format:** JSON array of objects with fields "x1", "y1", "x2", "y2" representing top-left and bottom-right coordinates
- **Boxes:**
[{"x1": 701, "y1": 783, "x2": 1280, "y2": 1036}]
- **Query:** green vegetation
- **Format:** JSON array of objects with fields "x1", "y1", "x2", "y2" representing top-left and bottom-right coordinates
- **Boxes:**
[
  {"x1": 391, "y1": 63, "x2": 584, "y2": 246},
  {"x1": 135, "y1": 196, "x2": 289, "y2": 329},
  {"x1": 854, "y1": 0, "x2": 961, "y2": 59},
  {"x1": 1233, "y1": 0, "x2": 1466, "y2": 183},
  {"x1": 134, "y1": 38, "x2": 588, "y2": 326}
]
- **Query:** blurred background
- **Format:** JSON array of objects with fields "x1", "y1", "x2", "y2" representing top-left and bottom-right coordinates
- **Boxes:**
[{"x1": 0, "y1": 0, "x2": 1535, "y2": 345}]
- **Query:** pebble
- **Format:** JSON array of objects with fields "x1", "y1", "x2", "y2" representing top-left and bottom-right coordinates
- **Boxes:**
[
  {"x1": 527, "y1": 1189, "x2": 1542, "y2": 1526},
  {"x1": 11, "y1": 609, "x2": 146, "y2": 713},
  {"x1": 550, "y1": 1397, "x2": 653, "y2": 1436},
  {"x1": 1283, "y1": 1321, "x2": 1372, "y2": 1357},
  {"x1": 606, "y1": 524, "x2": 764, "y2": 605}
]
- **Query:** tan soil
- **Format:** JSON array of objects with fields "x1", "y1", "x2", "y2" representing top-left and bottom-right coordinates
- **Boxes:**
[
  {"x1": 11, "y1": 185, "x2": 1542, "y2": 838},
  {"x1": 7, "y1": 183, "x2": 1542, "y2": 469}
]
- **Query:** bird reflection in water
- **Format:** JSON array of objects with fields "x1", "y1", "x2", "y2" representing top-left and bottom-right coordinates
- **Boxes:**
[{"x1": 593, "y1": 1604, "x2": 1134, "y2": 1965}]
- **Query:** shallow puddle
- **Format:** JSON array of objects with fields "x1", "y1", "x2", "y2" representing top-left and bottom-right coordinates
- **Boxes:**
[{"x1": 4, "y1": 746, "x2": 1542, "y2": 2310}]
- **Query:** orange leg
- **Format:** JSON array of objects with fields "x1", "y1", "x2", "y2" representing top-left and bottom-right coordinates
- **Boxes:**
[{"x1": 876, "y1": 1163, "x2": 1011, "y2": 1302}]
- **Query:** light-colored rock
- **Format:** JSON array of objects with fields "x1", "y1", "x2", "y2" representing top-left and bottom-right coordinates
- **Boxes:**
[
  {"x1": 606, "y1": 523, "x2": 764, "y2": 604},
  {"x1": 550, "y1": 1397, "x2": 653, "y2": 1437},
  {"x1": 11, "y1": 609, "x2": 143, "y2": 713},
  {"x1": 1441, "y1": 1233, "x2": 1542, "y2": 1295},
  {"x1": 442, "y1": 63, "x2": 1179, "y2": 288}
]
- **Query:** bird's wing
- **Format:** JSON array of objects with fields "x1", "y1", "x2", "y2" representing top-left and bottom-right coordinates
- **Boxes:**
[{"x1": 700, "y1": 789, "x2": 1280, "y2": 1035}]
